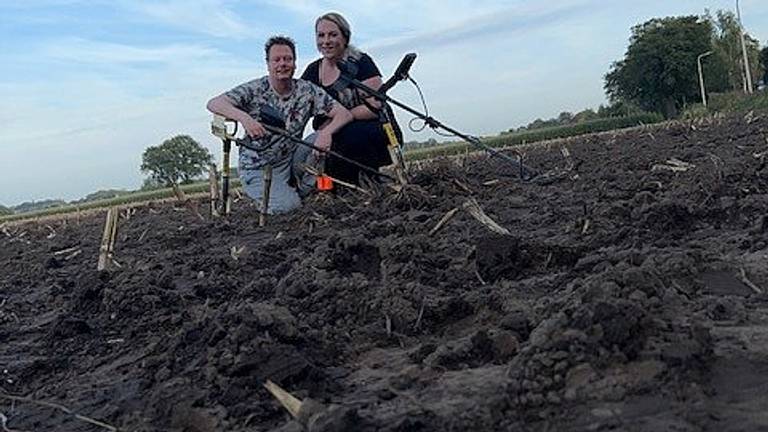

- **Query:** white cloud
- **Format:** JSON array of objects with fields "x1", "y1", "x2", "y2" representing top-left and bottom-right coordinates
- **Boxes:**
[
  {"x1": 121, "y1": 0, "x2": 253, "y2": 39},
  {"x1": 44, "y1": 37, "x2": 223, "y2": 64}
]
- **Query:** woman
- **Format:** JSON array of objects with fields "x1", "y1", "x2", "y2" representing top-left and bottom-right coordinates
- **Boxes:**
[{"x1": 301, "y1": 12, "x2": 396, "y2": 186}]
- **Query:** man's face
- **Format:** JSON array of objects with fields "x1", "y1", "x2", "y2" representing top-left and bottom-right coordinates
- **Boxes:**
[{"x1": 267, "y1": 44, "x2": 296, "y2": 81}]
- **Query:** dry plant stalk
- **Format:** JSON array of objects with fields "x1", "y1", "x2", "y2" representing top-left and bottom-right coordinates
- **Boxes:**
[
  {"x1": 429, "y1": 208, "x2": 459, "y2": 236},
  {"x1": 209, "y1": 164, "x2": 220, "y2": 217},
  {"x1": 263, "y1": 380, "x2": 302, "y2": 419},
  {"x1": 581, "y1": 219, "x2": 591, "y2": 235},
  {"x1": 651, "y1": 158, "x2": 696, "y2": 173},
  {"x1": 230, "y1": 245, "x2": 246, "y2": 261},
  {"x1": 452, "y1": 179, "x2": 472, "y2": 193},
  {"x1": 740, "y1": 268, "x2": 763, "y2": 294},
  {"x1": 171, "y1": 184, "x2": 205, "y2": 221},
  {"x1": 97, "y1": 208, "x2": 118, "y2": 271},
  {"x1": 260, "y1": 166, "x2": 273, "y2": 227},
  {"x1": 0, "y1": 411, "x2": 23, "y2": 432},
  {"x1": 462, "y1": 198, "x2": 511, "y2": 235},
  {"x1": 53, "y1": 246, "x2": 80, "y2": 257},
  {"x1": 120, "y1": 208, "x2": 136, "y2": 221},
  {"x1": 0, "y1": 392, "x2": 118, "y2": 431}
]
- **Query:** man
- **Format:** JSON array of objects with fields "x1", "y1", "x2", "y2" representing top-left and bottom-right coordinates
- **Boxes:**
[{"x1": 207, "y1": 35, "x2": 352, "y2": 213}]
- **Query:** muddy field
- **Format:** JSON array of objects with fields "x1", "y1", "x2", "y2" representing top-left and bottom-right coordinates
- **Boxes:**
[{"x1": 2, "y1": 113, "x2": 768, "y2": 431}]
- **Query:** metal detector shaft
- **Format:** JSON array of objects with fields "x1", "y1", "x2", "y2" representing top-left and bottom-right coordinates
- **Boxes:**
[
  {"x1": 221, "y1": 139, "x2": 232, "y2": 214},
  {"x1": 341, "y1": 77, "x2": 538, "y2": 180},
  {"x1": 236, "y1": 124, "x2": 396, "y2": 182}
]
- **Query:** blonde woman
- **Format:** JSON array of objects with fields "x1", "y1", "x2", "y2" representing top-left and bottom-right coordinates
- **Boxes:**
[{"x1": 301, "y1": 12, "x2": 396, "y2": 185}]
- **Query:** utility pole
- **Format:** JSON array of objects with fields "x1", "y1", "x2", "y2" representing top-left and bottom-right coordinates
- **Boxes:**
[
  {"x1": 698, "y1": 51, "x2": 713, "y2": 107},
  {"x1": 736, "y1": 0, "x2": 754, "y2": 94}
]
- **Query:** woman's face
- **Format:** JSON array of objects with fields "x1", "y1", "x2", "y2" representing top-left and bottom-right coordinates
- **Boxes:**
[{"x1": 316, "y1": 19, "x2": 346, "y2": 60}]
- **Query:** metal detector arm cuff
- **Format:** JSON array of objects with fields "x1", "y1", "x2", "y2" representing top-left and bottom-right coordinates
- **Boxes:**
[{"x1": 211, "y1": 114, "x2": 239, "y2": 140}]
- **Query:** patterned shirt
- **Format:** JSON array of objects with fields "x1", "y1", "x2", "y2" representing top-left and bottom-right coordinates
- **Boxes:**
[{"x1": 224, "y1": 76, "x2": 335, "y2": 169}]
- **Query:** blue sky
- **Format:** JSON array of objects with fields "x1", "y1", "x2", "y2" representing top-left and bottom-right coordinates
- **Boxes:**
[{"x1": 1, "y1": 0, "x2": 766, "y2": 206}]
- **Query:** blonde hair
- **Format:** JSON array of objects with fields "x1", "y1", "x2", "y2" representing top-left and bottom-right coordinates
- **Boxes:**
[{"x1": 315, "y1": 12, "x2": 361, "y2": 60}]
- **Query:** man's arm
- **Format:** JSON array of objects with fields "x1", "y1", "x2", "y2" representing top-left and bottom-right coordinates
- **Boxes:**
[
  {"x1": 350, "y1": 76, "x2": 383, "y2": 120},
  {"x1": 314, "y1": 103, "x2": 353, "y2": 153},
  {"x1": 206, "y1": 94, "x2": 266, "y2": 138}
]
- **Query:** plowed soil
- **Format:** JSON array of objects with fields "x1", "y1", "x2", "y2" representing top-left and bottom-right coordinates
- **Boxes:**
[{"x1": 2, "y1": 113, "x2": 768, "y2": 431}]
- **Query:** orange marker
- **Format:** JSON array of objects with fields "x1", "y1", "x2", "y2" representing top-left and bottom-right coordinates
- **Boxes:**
[{"x1": 316, "y1": 175, "x2": 333, "y2": 191}]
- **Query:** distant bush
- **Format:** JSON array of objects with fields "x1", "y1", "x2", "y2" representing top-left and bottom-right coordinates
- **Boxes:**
[
  {"x1": 0, "y1": 205, "x2": 13, "y2": 216},
  {"x1": 681, "y1": 90, "x2": 768, "y2": 119},
  {"x1": 0, "y1": 179, "x2": 241, "y2": 223},
  {"x1": 730, "y1": 90, "x2": 768, "y2": 112},
  {"x1": 13, "y1": 199, "x2": 67, "y2": 214},
  {"x1": 71, "y1": 189, "x2": 131, "y2": 204}
]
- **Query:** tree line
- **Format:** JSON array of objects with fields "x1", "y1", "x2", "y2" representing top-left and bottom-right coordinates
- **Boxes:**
[
  {"x1": 0, "y1": 135, "x2": 213, "y2": 216},
  {"x1": 606, "y1": 10, "x2": 766, "y2": 118}
]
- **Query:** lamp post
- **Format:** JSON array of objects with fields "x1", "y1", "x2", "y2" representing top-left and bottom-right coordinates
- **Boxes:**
[
  {"x1": 736, "y1": 0, "x2": 754, "y2": 94},
  {"x1": 698, "y1": 51, "x2": 713, "y2": 107}
]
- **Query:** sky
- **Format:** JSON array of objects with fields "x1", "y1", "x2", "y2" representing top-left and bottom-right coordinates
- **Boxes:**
[{"x1": 1, "y1": 0, "x2": 766, "y2": 206}]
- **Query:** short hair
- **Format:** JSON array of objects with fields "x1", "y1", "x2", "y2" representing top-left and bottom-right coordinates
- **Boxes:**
[
  {"x1": 316, "y1": 12, "x2": 351, "y2": 44},
  {"x1": 264, "y1": 35, "x2": 296, "y2": 61}
]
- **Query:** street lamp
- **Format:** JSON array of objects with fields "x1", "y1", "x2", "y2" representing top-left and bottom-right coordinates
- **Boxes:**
[
  {"x1": 736, "y1": 0, "x2": 754, "y2": 94},
  {"x1": 698, "y1": 51, "x2": 713, "y2": 107}
]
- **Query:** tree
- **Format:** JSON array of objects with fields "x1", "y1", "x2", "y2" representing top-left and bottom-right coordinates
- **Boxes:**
[
  {"x1": 140, "y1": 135, "x2": 213, "y2": 187},
  {"x1": 708, "y1": 10, "x2": 762, "y2": 92},
  {"x1": 0, "y1": 204, "x2": 13, "y2": 216},
  {"x1": 140, "y1": 177, "x2": 166, "y2": 191},
  {"x1": 605, "y1": 16, "x2": 713, "y2": 118},
  {"x1": 557, "y1": 112, "x2": 574, "y2": 124},
  {"x1": 760, "y1": 46, "x2": 768, "y2": 85}
]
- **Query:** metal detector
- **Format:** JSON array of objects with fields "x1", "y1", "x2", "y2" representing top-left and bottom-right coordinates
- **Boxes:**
[
  {"x1": 211, "y1": 113, "x2": 395, "y2": 215},
  {"x1": 210, "y1": 118, "x2": 236, "y2": 214},
  {"x1": 336, "y1": 54, "x2": 538, "y2": 180}
]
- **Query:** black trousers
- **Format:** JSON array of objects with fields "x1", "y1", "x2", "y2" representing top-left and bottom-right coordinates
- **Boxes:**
[{"x1": 326, "y1": 120, "x2": 393, "y2": 185}]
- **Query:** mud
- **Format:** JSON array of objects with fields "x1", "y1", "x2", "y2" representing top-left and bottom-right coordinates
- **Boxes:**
[{"x1": 2, "y1": 113, "x2": 768, "y2": 431}]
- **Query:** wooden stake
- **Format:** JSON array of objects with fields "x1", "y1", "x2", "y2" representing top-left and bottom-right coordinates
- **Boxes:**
[
  {"x1": 263, "y1": 380, "x2": 302, "y2": 419},
  {"x1": 97, "y1": 207, "x2": 118, "y2": 271},
  {"x1": 260, "y1": 166, "x2": 273, "y2": 227},
  {"x1": 462, "y1": 198, "x2": 511, "y2": 235}
]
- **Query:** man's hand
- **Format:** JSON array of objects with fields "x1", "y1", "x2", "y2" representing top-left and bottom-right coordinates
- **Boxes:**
[
  {"x1": 313, "y1": 131, "x2": 332, "y2": 157},
  {"x1": 207, "y1": 95, "x2": 267, "y2": 138},
  {"x1": 241, "y1": 116, "x2": 267, "y2": 138}
]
